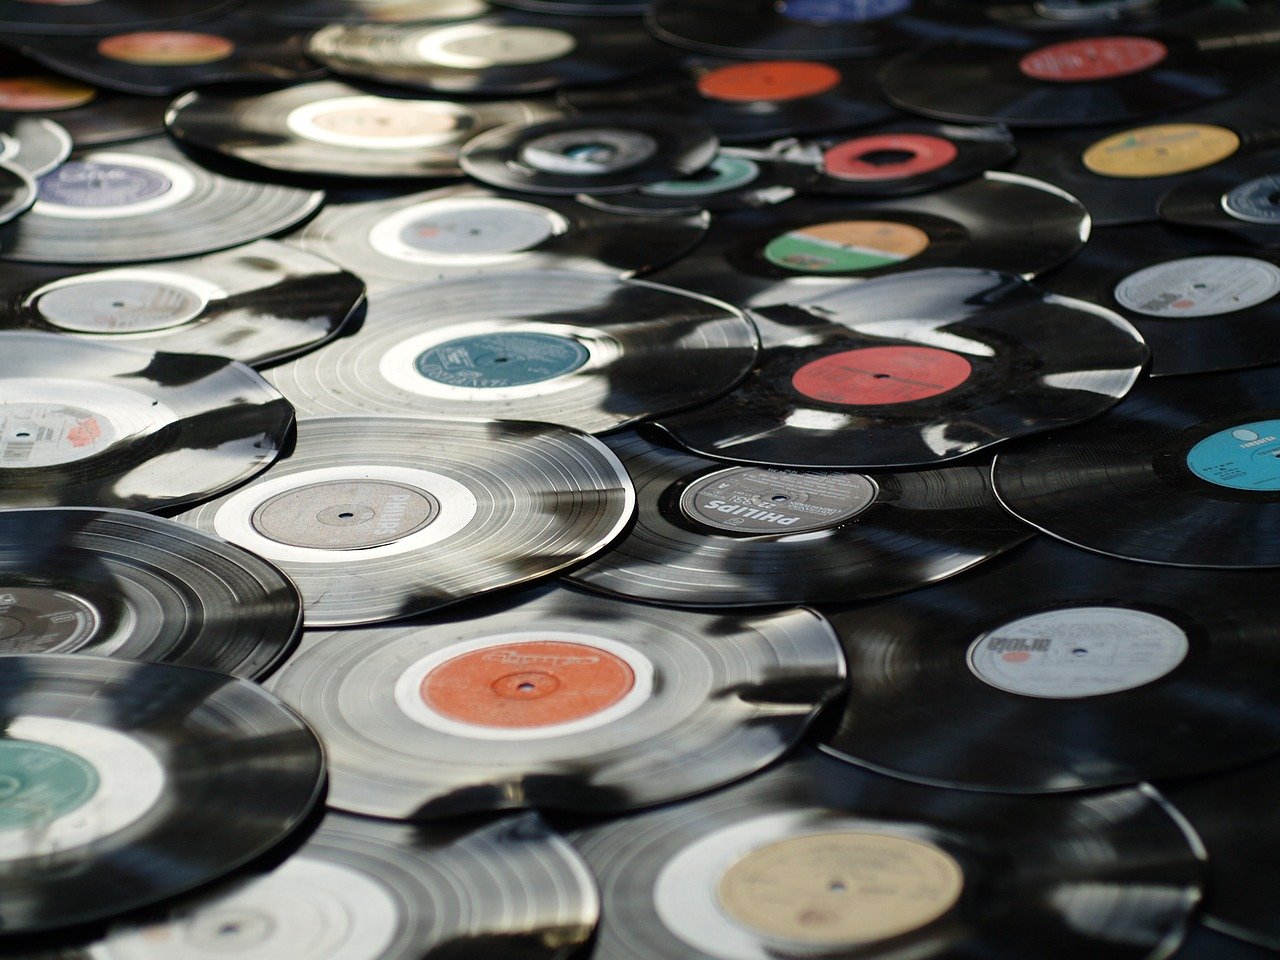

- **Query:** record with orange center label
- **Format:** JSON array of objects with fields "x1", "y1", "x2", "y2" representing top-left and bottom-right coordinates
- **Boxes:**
[
  {"x1": 239, "y1": 0, "x2": 490, "y2": 25},
  {"x1": 0, "y1": 0, "x2": 242, "y2": 35},
  {"x1": 652, "y1": 268, "x2": 1145, "y2": 468},
  {"x1": 268, "y1": 585, "x2": 844, "y2": 818}
]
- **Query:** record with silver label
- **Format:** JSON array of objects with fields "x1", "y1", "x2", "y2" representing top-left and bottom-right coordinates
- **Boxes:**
[
  {"x1": 821, "y1": 537, "x2": 1280, "y2": 792},
  {"x1": 0, "y1": 332, "x2": 293, "y2": 512},
  {"x1": 0, "y1": 138, "x2": 324, "y2": 265},
  {"x1": 53, "y1": 812, "x2": 597, "y2": 960},
  {"x1": 459, "y1": 112, "x2": 718, "y2": 195},
  {"x1": 0, "y1": 654, "x2": 324, "y2": 935},
  {"x1": 175, "y1": 416, "x2": 634, "y2": 627},
  {"x1": 238, "y1": 0, "x2": 490, "y2": 25},
  {"x1": 0, "y1": 0, "x2": 242, "y2": 35},
  {"x1": 0, "y1": 241, "x2": 364, "y2": 367},
  {"x1": 0, "y1": 508, "x2": 301, "y2": 680},
  {"x1": 567, "y1": 431, "x2": 1033, "y2": 606},
  {"x1": 653, "y1": 268, "x2": 1146, "y2": 468},
  {"x1": 290, "y1": 183, "x2": 706, "y2": 292},
  {"x1": 0, "y1": 161, "x2": 34, "y2": 227},
  {"x1": 0, "y1": 117, "x2": 70, "y2": 178},
  {"x1": 1157, "y1": 148, "x2": 1280, "y2": 247},
  {"x1": 570, "y1": 748, "x2": 1201, "y2": 960},
  {"x1": 308, "y1": 13, "x2": 673, "y2": 95},
  {"x1": 166, "y1": 81, "x2": 560, "y2": 180},
  {"x1": 269, "y1": 584, "x2": 844, "y2": 818},
  {"x1": 264, "y1": 271, "x2": 755, "y2": 434}
]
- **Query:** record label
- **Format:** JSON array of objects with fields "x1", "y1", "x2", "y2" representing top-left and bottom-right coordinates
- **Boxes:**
[
  {"x1": 777, "y1": 0, "x2": 913, "y2": 22},
  {"x1": 415, "y1": 332, "x2": 590, "y2": 388},
  {"x1": 286, "y1": 97, "x2": 469, "y2": 150},
  {"x1": 250, "y1": 480, "x2": 441, "y2": 550},
  {"x1": 1081, "y1": 124, "x2": 1240, "y2": 179},
  {"x1": 33, "y1": 276, "x2": 209, "y2": 332},
  {"x1": 1018, "y1": 37, "x2": 1167, "y2": 83},
  {"x1": 96, "y1": 32, "x2": 237, "y2": 66},
  {"x1": 0, "y1": 403, "x2": 115, "y2": 466},
  {"x1": 642, "y1": 156, "x2": 761, "y2": 197},
  {"x1": 1185, "y1": 420, "x2": 1280, "y2": 491},
  {"x1": 0, "y1": 739, "x2": 97, "y2": 831},
  {"x1": 823, "y1": 134, "x2": 959, "y2": 182},
  {"x1": 519, "y1": 129, "x2": 658, "y2": 176},
  {"x1": 763, "y1": 220, "x2": 930, "y2": 272},
  {"x1": 791, "y1": 346, "x2": 972, "y2": 404},
  {"x1": 369, "y1": 198, "x2": 565, "y2": 263},
  {"x1": 1113, "y1": 256, "x2": 1280, "y2": 318},
  {"x1": 417, "y1": 24, "x2": 577, "y2": 68},
  {"x1": 680, "y1": 466, "x2": 877, "y2": 533},
  {"x1": 0, "y1": 76, "x2": 96, "y2": 111},
  {"x1": 695, "y1": 61, "x2": 843, "y2": 103},
  {"x1": 967, "y1": 607, "x2": 1189, "y2": 698},
  {"x1": 1222, "y1": 174, "x2": 1280, "y2": 225},
  {"x1": 0, "y1": 587, "x2": 100, "y2": 650},
  {"x1": 35, "y1": 154, "x2": 194, "y2": 220}
]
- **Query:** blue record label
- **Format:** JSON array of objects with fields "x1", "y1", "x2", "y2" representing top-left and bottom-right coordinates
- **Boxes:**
[
  {"x1": 1186, "y1": 419, "x2": 1280, "y2": 490},
  {"x1": 415, "y1": 332, "x2": 589, "y2": 388}
]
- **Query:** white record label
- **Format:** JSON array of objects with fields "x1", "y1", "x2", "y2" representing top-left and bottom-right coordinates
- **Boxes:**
[
  {"x1": 367, "y1": 197, "x2": 567, "y2": 265},
  {"x1": 30, "y1": 269, "x2": 224, "y2": 334},
  {"x1": 286, "y1": 96, "x2": 472, "y2": 150},
  {"x1": 415, "y1": 24, "x2": 577, "y2": 68},
  {"x1": 1113, "y1": 256, "x2": 1280, "y2": 318}
]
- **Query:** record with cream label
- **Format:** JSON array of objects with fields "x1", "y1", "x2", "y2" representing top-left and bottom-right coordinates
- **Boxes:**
[
  {"x1": 0, "y1": 654, "x2": 324, "y2": 935},
  {"x1": 0, "y1": 0, "x2": 242, "y2": 35},
  {"x1": 1157, "y1": 148, "x2": 1280, "y2": 246},
  {"x1": 238, "y1": 0, "x2": 490, "y2": 25},
  {"x1": 0, "y1": 117, "x2": 70, "y2": 178},
  {"x1": 269, "y1": 585, "x2": 844, "y2": 818},
  {"x1": 0, "y1": 161, "x2": 35, "y2": 227},
  {"x1": 570, "y1": 748, "x2": 1201, "y2": 960}
]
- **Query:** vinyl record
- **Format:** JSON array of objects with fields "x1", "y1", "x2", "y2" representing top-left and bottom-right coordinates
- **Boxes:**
[
  {"x1": 264, "y1": 271, "x2": 756, "y2": 434},
  {"x1": 992, "y1": 364, "x2": 1280, "y2": 567},
  {"x1": 175, "y1": 416, "x2": 634, "y2": 626},
  {"x1": 0, "y1": 332, "x2": 293, "y2": 512},
  {"x1": 567, "y1": 431, "x2": 1033, "y2": 605},
  {"x1": 0, "y1": 509, "x2": 301, "y2": 680},
  {"x1": 269, "y1": 584, "x2": 844, "y2": 818},
  {"x1": 290, "y1": 183, "x2": 706, "y2": 292},
  {"x1": 58, "y1": 812, "x2": 597, "y2": 960},
  {"x1": 1157, "y1": 148, "x2": 1280, "y2": 246},
  {"x1": 982, "y1": 0, "x2": 1199, "y2": 30},
  {"x1": 308, "y1": 13, "x2": 674, "y2": 96},
  {"x1": 0, "y1": 240, "x2": 364, "y2": 368},
  {"x1": 0, "y1": 162, "x2": 35, "y2": 228},
  {"x1": 645, "y1": 172, "x2": 1089, "y2": 308},
  {"x1": 0, "y1": 0, "x2": 241, "y2": 35},
  {"x1": 0, "y1": 138, "x2": 324, "y2": 265},
  {"x1": 167, "y1": 81, "x2": 560, "y2": 180},
  {"x1": 459, "y1": 112, "x2": 718, "y2": 196},
  {"x1": 1037, "y1": 222, "x2": 1280, "y2": 376},
  {"x1": 0, "y1": 118, "x2": 70, "y2": 178},
  {"x1": 1167, "y1": 925, "x2": 1278, "y2": 960},
  {"x1": 821, "y1": 536, "x2": 1280, "y2": 793},
  {"x1": 570, "y1": 748, "x2": 1201, "y2": 960},
  {"x1": 238, "y1": 0, "x2": 490, "y2": 25},
  {"x1": 0, "y1": 654, "x2": 324, "y2": 935},
  {"x1": 495, "y1": 0, "x2": 648, "y2": 14},
  {"x1": 653, "y1": 268, "x2": 1145, "y2": 468}
]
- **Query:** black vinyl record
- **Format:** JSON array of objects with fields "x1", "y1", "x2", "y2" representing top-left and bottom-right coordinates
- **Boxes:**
[
  {"x1": 308, "y1": 13, "x2": 674, "y2": 96},
  {"x1": 0, "y1": 138, "x2": 324, "y2": 265},
  {"x1": 495, "y1": 0, "x2": 649, "y2": 14},
  {"x1": 175, "y1": 415, "x2": 634, "y2": 627},
  {"x1": 166, "y1": 81, "x2": 560, "y2": 180},
  {"x1": 654, "y1": 268, "x2": 1146, "y2": 468},
  {"x1": 982, "y1": 0, "x2": 1199, "y2": 30},
  {"x1": 570, "y1": 748, "x2": 1201, "y2": 960},
  {"x1": 1157, "y1": 148, "x2": 1280, "y2": 246},
  {"x1": 459, "y1": 112, "x2": 718, "y2": 196},
  {"x1": 645, "y1": 172, "x2": 1089, "y2": 309},
  {"x1": 1167, "y1": 925, "x2": 1278, "y2": 960},
  {"x1": 264, "y1": 270, "x2": 756, "y2": 434},
  {"x1": 0, "y1": 509, "x2": 301, "y2": 680},
  {"x1": 992, "y1": 364, "x2": 1280, "y2": 567},
  {"x1": 238, "y1": 0, "x2": 490, "y2": 25},
  {"x1": 567, "y1": 431, "x2": 1033, "y2": 606},
  {"x1": 0, "y1": 162, "x2": 34, "y2": 227},
  {"x1": 0, "y1": 654, "x2": 324, "y2": 935},
  {"x1": 0, "y1": 240, "x2": 364, "y2": 368},
  {"x1": 821, "y1": 536, "x2": 1280, "y2": 793},
  {"x1": 0, "y1": 118, "x2": 70, "y2": 178},
  {"x1": 290, "y1": 183, "x2": 706, "y2": 292},
  {"x1": 0, "y1": 332, "x2": 293, "y2": 512},
  {"x1": 269, "y1": 584, "x2": 844, "y2": 818},
  {"x1": 0, "y1": 0, "x2": 241, "y2": 35}
]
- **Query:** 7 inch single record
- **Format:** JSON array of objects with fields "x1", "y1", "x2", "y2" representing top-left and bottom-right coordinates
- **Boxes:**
[
  {"x1": 238, "y1": 0, "x2": 490, "y2": 25},
  {"x1": 0, "y1": 654, "x2": 324, "y2": 935},
  {"x1": 0, "y1": 161, "x2": 35, "y2": 228},
  {"x1": 0, "y1": 509, "x2": 301, "y2": 680},
  {"x1": 1157, "y1": 148, "x2": 1280, "y2": 246},
  {"x1": 167, "y1": 81, "x2": 560, "y2": 181},
  {"x1": 0, "y1": 117, "x2": 70, "y2": 178},
  {"x1": 992, "y1": 365, "x2": 1280, "y2": 567},
  {"x1": 0, "y1": 138, "x2": 324, "y2": 265},
  {"x1": 568, "y1": 431, "x2": 1032, "y2": 606},
  {"x1": 571, "y1": 748, "x2": 1201, "y2": 960},
  {"x1": 290, "y1": 183, "x2": 706, "y2": 292},
  {"x1": 175, "y1": 416, "x2": 635, "y2": 627},
  {"x1": 0, "y1": 240, "x2": 364, "y2": 368},
  {"x1": 0, "y1": 332, "x2": 293, "y2": 512},
  {"x1": 653, "y1": 268, "x2": 1145, "y2": 468},
  {"x1": 269, "y1": 584, "x2": 844, "y2": 818},
  {"x1": 264, "y1": 271, "x2": 756, "y2": 434},
  {"x1": 0, "y1": 0, "x2": 241, "y2": 35},
  {"x1": 821, "y1": 537, "x2": 1280, "y2": 793}
]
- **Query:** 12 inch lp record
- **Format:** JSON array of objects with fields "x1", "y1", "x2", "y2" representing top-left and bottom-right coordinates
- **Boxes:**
[
  {"x1": 0, "y1": 0, "x2": 241, "y2": 35},
  {"x1": 993, "y1": 364, "x2": 1280, "y2": 567},
  {"x1": 0, "y1": 63, "x2": 167, "y2": 147},
  {"x1": 0, "y1": 655, "x2": 324, "y2": 935},
  {"x1": 238, "y1": 0, "x2": 490, "y2": 25},
  {"x1": 821, "y1": 537, "x2": 1280, "y2": 792},
  {"x1": 1157, "y1": 148, "x2": 1280, "y2": 246},
  {"x1": 654, "y1": 268, "x2": 1146, "y2": 469},
  {"x1": 270, "y1": 585, "x2": 844, "y2": 818},
  {"x1": 567, "y1": 432, "x2": 1033, "y2": 606},
  {"x1": 175, "y1": 416, "x2": 634, "y2": 626},
  {"x1": 570, "y1": 749, "x2": 1201, "y2": 960}
]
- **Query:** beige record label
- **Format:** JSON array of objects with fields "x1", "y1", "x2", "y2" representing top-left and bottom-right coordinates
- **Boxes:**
[{"x1": 1081, "y1": 123, "x2": 1240, "y2": 178}]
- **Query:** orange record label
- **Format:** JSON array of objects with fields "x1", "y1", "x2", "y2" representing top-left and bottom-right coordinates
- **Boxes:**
[
  {"x1": 792, "y1": 345, "x2": 972, "y2": 405},
  {"x1": 97, "y1": 32, "x2": 236, "y2": 66},
  {"x1": 0, "y1": 76, "x2": 96, "y2": 111},
  {"x1": 697, "y1": 61, "x2": 842, "y2": 103}
]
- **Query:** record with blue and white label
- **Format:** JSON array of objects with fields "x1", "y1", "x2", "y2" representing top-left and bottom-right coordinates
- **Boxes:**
[{"x1": 1158, "y1": 147, "x2": 1280, "y2": 246}]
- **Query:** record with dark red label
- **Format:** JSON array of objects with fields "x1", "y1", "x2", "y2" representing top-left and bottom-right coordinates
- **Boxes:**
[
  {"x1": 238, "y1": 0, "x2": 490, "y2": 25},
  {"x1": 1157, "y1": 148, "x2": 1280, "y2": 246},
  {"x1": 0, "y1": 0, "x2": 242, "y2": 35}
]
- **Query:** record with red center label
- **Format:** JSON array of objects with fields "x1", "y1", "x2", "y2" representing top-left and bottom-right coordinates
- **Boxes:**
[
  {"x1": 1157, "y1": 148, "x2": 1280, "y2": 246},
  {"x1": 566, "y1": 431, "x2": 1032, "y2": 606},
  {"x1": 652, "y1": 267, "x2": 1145, "y2": 468},
  {"x1": 175, "y1": 416, "x2": 634, "y2": 626},
  {"x1": 268, "y1": 584, "x2": 844, "y2": 818},
  {"x1": 0, "y1": 0, "x2": 242, "y2": 35},
  {"x1": 263, "y1": 270, "x2": 756, "y2": 434},
  {"x1": 820, "y1": 536, "x2": 1280, "y2": 793},
  {"x1": 570, "y1": 748, "x2": 1201, "y2": 960},
  {"x1": 239, "y1": 0, "x2": 490, "y2": 25}
]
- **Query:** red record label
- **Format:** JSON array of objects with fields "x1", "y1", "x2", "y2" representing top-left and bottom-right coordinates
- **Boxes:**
[
  {"x1": 823, "y1": 134, "x2": 960, "y2": 182},
  {"x1": 1018, "y1": 36, "x2": 1167, "y2": 82},
  {"x1": 97, "y1": 32, "x2": 236, "y2": 66},
  {"x1": 696, "y1": 61, "x2": 842, "y2": 103},
  {"x1": 792, "y1": 346, "x2": 972, "y2": 405}
]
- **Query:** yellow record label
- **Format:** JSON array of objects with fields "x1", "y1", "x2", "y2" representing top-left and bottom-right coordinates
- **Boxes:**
[{"x1": 1082, "y1": 123, "x2": 1240, "y2": 178}]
